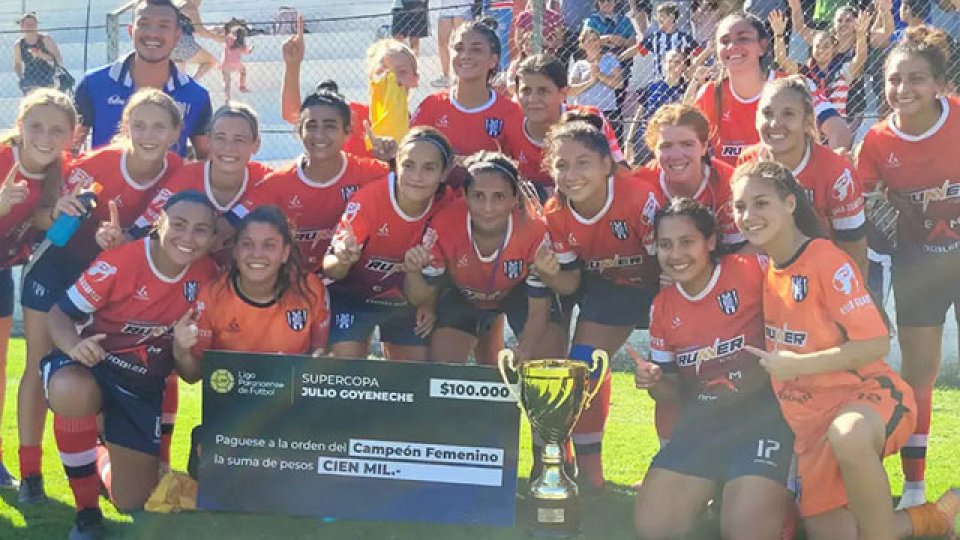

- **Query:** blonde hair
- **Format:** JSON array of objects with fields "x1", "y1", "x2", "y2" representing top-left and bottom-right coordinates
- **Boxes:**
[
  {"x1": 112, "y1": 88, "x2": 183, "y2": 149},
  {"x1": 2, "y1": 88, "x2": 77, "y2": 208},
  {"x1": 760, "y1": 75, "x2": 819, "y2": 142},
  {"x1": 365, "y1": 39, "x2": 416, "y2": 82}
]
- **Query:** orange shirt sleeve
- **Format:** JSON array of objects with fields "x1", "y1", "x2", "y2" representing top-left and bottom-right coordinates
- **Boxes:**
[{"x1": 816, "y1": 249, "x2": 888, "y2": 342}]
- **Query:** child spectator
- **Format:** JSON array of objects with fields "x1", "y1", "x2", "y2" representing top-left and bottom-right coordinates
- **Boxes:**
[
  {"x1": 626, "y1": 50, "x2": 688, "y2": 166},
  {"x1": 221, "y1": 20, "x2": 253, "y2": 102},
  {"x1": 568, "y1": 28, "x2": 624, "y2": 136},
  {"x1": 622, "y1": 2, "x2": 701, "y2": 76},
  {"x1": 366, "y1": 39, "x2": 419, "y2": 147}
]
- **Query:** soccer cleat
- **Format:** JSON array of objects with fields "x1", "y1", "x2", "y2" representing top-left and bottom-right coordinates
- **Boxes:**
[
  {"x1": 18, "y1": 474, "x2": 47, "y2": 504},
  {"x1": 0, "y1": 462, "x2": 18, "y2": 489},
  {"x1": 897, "y1": 487, "x2": 927, "y2": 510},
  {"x1": 68, "y1": 508, "x2": 107, "y2": 540}
]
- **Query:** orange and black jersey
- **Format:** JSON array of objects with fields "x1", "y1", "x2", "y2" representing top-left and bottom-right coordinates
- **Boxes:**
[{"x1": 192, "y1": 272, "x2": 330, "y2": 356}]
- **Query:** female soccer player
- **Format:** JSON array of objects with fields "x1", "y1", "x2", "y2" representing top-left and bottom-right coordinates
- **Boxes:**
[
  {"x1": 856, "y1": 36, "x2": 960, "y2": 509},
  {"x1": 404, "y1": 151, "x2": 566, "y2": 363},
  {"x1": 691, "y1": 11, "x2": 851, "y2": 166},
  {"x1": 731, "y1": 160, "x2": 959, "y2": 540},
  {"x1": 634, "y1": 198, "x2": 794, "y2": 540},
  {"x1": 43, "y1": 190, "x2": 218, "y2": 538},
  {"x1": 17, "y1": 88, "x2": 182, "y2": 504},
  {"x1": 410, "y1": 17, "x2": 523, "y2": 168},
  {"x1": 229, "y1": 90, "x2": 389, "y2": 273},
  {"x1": 541, "y1": 117, "x2": 660, "y2": 489},
  {"x1": 174, "y1": 204, "x2": 330, "y2": 381},
  {"x1": 323, "y1": 127, "x2": 455, "y2": 362},
  {"x1": 740, "y1": 76, "x2": 867, "y2": 271},
  {"x1": 501, "y1": 53, "x2": 624, "y2": 198},
  {"x1": 0, "y1": 88, "x2": 75, "y2": 488}
]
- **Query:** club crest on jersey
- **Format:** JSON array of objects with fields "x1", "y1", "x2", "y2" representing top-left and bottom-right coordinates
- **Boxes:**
[
  {"x1": 343, "y1": 201, "x2": 360, "y2": 222},
  {"x1": 67, "y1": 167, "x2": 94, "y2": 190},
  {"x1": 791, "y1": 276, "x2": 809, "y2": 302},
  {"x1": 87, "y1": 261, "x2": 117, "y2": 283},
  {"x1": 183, "y1": 280, "x2": 199, "y2": 302},
  {"x1": 340, "y1": 185, "x2": 360, "y2": 202},
  {"x1": 832, "y1": 169, "x2": 854, "y2": 201},
  {"x1": 484, "y1": 117, "x2": 505, "y2": 137},
  {"x1": 610, "y1": 219, "x2": 630, "y2": 240},
  {"x1": 717, "y1": 289, "x2": 739, "y2": 315},
  {"x1": 832, "y1": 263, "x2": 857, "y2": 295},
  {"x1": 286, "y1": 309, "x2": 308, "y2": 331},
  {"x1": 503, "y1": 259, "x2": 524, "y2": 280}
]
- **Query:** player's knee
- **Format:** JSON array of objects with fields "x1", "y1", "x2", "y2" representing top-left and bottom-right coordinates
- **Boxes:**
[
  {"x1": 827, "y1": 416, "x2": 879, "y2": 463},
  {"x1": 47, "y1": 366, "x2": 100, "y2": 416}
]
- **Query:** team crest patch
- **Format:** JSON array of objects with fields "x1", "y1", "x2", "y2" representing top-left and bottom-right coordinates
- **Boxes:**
[
  {"x1": 340, "y1": 185, "x2": 360, "y2": 202},
  {"x1": 791, "y1": 276, "x2": 809, "y2": 302},
  {"x1": 717, "y1": 289, "x2": 739, "y2": 315},
  {"x1": 484, "y1": 117, "x2": 505, "y2": 137},
  {"x1": 286, "y1": 309, "x2": 308, "y2": 331},
  {"x1": 183, "y1": 280, "x2": 199, "y2": 302},
  {"x1": 610, "y1": 219, "x2": 630, "y2": 240},
  {"x1": 87, "y1": 261, "x2": 117, "y2": 283},
  {"x1": 503, "y1": 259, "x2": 524, "y2": 280}
]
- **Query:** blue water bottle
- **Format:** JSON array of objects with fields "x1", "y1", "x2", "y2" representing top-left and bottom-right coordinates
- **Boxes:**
[{"x1": 46, "y1": 187, "x2": 100, "y2": 247}]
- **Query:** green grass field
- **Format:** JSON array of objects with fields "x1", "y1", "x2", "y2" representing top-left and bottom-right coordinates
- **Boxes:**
[{"x1": 0, "y1": 338, "x2": 957, "y2": 539}]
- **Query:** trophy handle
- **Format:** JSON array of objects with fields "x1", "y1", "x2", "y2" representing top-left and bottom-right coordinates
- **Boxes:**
[
  {"x1": 583, "y1": 349, "x2": 610, "y2": 410},
  {"x1": 497, "y1": 348, "x2": 524, "y2": 410}
]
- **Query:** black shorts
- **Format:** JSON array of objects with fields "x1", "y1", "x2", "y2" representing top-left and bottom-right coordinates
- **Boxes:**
[
  {"x1": 392, "y1": 1, "x2": 429, "y2": 38},
  {"x1": 650, "y1": 393, "x2": 794, "y2": 485},
  {"x1": 893, "y1": 253, "x2": 960, "y2": 327},
  {"x1": 0, "y1": 268, "x2": 13, "y2": 318},
  {"x1": 328, "y1": 291, "x2": 426, "y2": 347},
  {"x1": 434, "y1": 286, "x2": 559, "y2": 337},
  {"x1": 562, "y1": 275, "x2": 656, "y2": 329},
  {"x1": 21, "y1": 245, "x2": 86, "y2": 312},
  {"x1": 41, "y1": 350, "x2": 163, "y2": 456}
]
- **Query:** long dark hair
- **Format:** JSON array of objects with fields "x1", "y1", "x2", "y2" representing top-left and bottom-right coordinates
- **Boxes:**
[
  {"x1": 229, "y1": 205, "x2": 319, "y2": 308},
  {"x1": 654, "y1": 197, "x2": 723, "y2": 263},
  {"x1": 452, "y1": 16, "x2": 501, "y2": 83},
  {"x1": 731, "y1": 161, "x2": 825, "y2": 239}
]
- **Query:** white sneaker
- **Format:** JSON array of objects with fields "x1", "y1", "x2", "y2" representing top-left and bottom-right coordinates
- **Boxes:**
[{"x1": 897, "y1": 487, "x2": 927, "y2": 510}]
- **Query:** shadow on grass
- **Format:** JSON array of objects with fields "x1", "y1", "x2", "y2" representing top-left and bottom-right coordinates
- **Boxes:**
[{"x1": 0, "y1": 488, "x2": 83, "y2": 538}]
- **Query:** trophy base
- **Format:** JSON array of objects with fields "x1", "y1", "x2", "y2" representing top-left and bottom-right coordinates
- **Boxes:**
[{"x1": 526, "y1": 496, "x2": 580, "y2": 538}]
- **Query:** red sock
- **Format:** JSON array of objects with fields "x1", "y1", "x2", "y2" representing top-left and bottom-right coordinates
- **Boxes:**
[
  {"x1": 654, "y1": 401, "x2": 679, "y2": 444},
  {"x1": 572, "y1": 375, "x2": 611, "y2": 489},
  {"x1": 901, "y1": 386, "x2": 932, "y2": 483},
  {"x1": 160, "y1": 374, "x2": 179, "y2": 465},
  {"x1": 54, "y1": 414, "x2": 100, "y2": 510},
  {"x1": 95, "y1": 444, "x2": 112, "y2": 500},
  {"x1": 19, "y1": 445, "x2": 42, "y2": 478}
]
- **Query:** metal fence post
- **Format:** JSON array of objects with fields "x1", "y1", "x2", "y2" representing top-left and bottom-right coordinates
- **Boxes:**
[
  {"x1": 532, "y1": 0, "x2": 544, "y2": 54},
  {"x1": 106, "y1": 11, "x2": 118, "y2": 63}
]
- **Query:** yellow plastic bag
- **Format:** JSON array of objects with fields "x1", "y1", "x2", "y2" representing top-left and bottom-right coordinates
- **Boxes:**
[{"x1": 145, "y1": 471, "x2": 198, "y2": 513}]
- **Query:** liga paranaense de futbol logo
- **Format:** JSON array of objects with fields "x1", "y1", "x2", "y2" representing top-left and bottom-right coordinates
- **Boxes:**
[{"x1": 210, "y1": 369, "x2": 235, "y2": 394}]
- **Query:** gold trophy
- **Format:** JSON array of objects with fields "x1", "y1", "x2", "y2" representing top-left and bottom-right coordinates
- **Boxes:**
[{"x1": 499, "y1": 348, "x2": 609, "y2": 537}]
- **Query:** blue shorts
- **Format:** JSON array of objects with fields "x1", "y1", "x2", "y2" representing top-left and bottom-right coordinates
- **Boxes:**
[
  {"x1": 41, "y1": 350, "x2": 163, "y2": 456},
  {"x1": 563, "y1": 275, "x2": 656, "y2": 329},
  {"x1": 0, "y1": 268, "x2": 13, "y2": 318},
  {"x1": 21, "y1": 246, "x2": 86, "y2": 312},
  {"x1": 328, "y1": 292, "x2": 426, "y2": 347},
  {"x1": 892, "y1": 253, "x2": 960, "y2": 327},
  {"x1": 434, "y1": 286, "x2": 559, "y2": 337},
  {"x1": 651, "y1": 393, "x2": 794, "y2": 485}
]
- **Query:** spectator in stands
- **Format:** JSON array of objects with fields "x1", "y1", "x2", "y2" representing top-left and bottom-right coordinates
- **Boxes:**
[
  {"x1": 434, "y1": 0, "x2": 472, "y2": 87},
  {"x1": 625, "y1": 49, "x2": 688, "y2": 166},
  {"x1": 73, "y1": 0, "x2": 212, "y2": 159},
  {"x1": 585, "y1": 0, "x2": 637, "y2": 141},
  {"x1": 568, "y1": 27, "x2": 624, "y2": 137},
  {"x1": 770, "y1": 9, "x2": 871, "y2": 118},
  {"x1": 484, "y1": 1, "x2": 517, "y2": 72},
  {"x1": 171, "y1": 0, "x2": 219, "y2": 80},
  {"x1": 392, "y1": 0, "x2": 430, "y2": 56},
  {"x1": 621, "y1": 2, "x2": 701, "y2": 76},
  {"x1": 690, "y1": 0, "x2": 724, "y2": 46},
  {"x1": 894, "y1": 0, "x2": 933, "y2": 42},
  {"x1": 743, "y1": 0, "x2": 787, "y2": 41},
  {"x1": 12, "y1": 13, "x2": 63, "y2": 96},
  {"x1": 513, "y1": 0, "x2": 566, "y2": 56},
  {"x1": 559, "y1": 0, "x2": 597, "y2": 65}
]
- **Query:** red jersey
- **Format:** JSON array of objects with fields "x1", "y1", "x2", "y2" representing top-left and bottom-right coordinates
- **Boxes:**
[
  {"x1": 192, "y1": 272, "x2": 329, "y2": 356},
  {"x1": 545, "y1": 174, "x2": 660, "y2": 289},
  {"x1": 410, "y1": 89, "x2": 523, "y2": 156},
  {"x1": 740, "y1": 143, "x2": 865, "y2": 240},
  {"x1": 636, "y1": 158, "x2": 742, "y2": 245},
  {"x1": 649, "y1": 254, "x2": 771, "y2": 408},
  {"x1": 857, "y1": 96, "x2": 960, "y2": 257},
  {"x1": 694, "y1": 74, "x2": 838, "y2": 166},
  {"x1": 63, "y1": 145, "x2": 181, "y2": 266},
  {"x1": 761, "y1": 239, "x2": 898, "y2": 448},
  {"x1": 229, "y1": 153, "x2": 389, "y2": 270},
  {"x1": 60, "y1": 237, "x2": 217, "y2": 392},
  {"x1": 422, "y1": 199, "x2": 551, "y2": 310},
  {"x1": 343, "y1": 101, "x2": 375, "y2": 160},
  {"x1": 501, "y1": 104, "x2": 624, "y2": 188},
  {"x1": 0, "y1": 145, "x2": 55, "y2": 267},
  {"x1": 328, "y1": 177, "x2": 454, "y2": 307},
  {"x1": 133, "y1": 160, "x2": 273, "y2": 230}
]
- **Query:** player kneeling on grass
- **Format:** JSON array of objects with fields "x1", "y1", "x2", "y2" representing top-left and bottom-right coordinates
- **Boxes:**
[
  {"x1": 730, "y1": 160, "x2": 959, "y2": 540},
  {"x1": 634, "y1": 198, "x2": 794, "y2": 540},
  {"x1": 42, "y1": 190, "x2": 218, "y2": 539}
]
